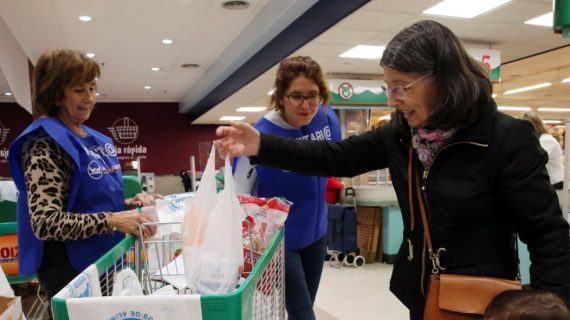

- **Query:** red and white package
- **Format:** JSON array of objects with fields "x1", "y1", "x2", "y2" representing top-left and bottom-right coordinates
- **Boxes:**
[{"x1": 239, "y1": 196, "x2": 291, "y2": 277}]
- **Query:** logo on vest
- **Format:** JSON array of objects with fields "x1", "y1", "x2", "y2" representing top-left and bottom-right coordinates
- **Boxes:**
[
  {"x1": 296, "y1": 126, "x2": 332, "y2": 142},
  {"x1": 338, "y1": 83, "x2": 354, "y2": 100},
  {"x1": 108, "y1": 310, "x2": 154, "y2": 320},
  {"x1": 108, "y1": 117, "x2": 139, "y2": 145},
  {"x1": 88, "y1": 161, "x2": 105, "y2": 180},
  {"x1": 105, "y1": 143, "x2": 117, "y2": 157}
]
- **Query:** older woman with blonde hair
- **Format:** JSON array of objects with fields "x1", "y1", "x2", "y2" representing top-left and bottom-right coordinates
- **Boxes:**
[{"x1": 522, "y1": 111, "x2": 564, "y2": 190}]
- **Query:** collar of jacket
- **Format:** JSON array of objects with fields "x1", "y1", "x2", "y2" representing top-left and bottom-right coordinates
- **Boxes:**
[{"x1": 396, "y1": 109, "x2": 497, "y2": 147}]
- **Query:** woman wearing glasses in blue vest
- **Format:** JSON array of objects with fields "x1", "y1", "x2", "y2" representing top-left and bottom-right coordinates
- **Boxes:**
[
  {"x1": 9, "y1": 49, "x2": 158, "y2": 304},
  {"x1": 233, "y1": 56, "x2": 341, "y2": 320},
  {"x1": 218, "y1": 21, "x2": 570, "y2": 319}
]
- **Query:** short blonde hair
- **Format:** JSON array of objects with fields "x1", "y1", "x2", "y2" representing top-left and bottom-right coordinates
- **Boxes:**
[
  {"x1": 522, "y1": 111, "x2": 548, "y2": 136},
  {"x1": 33, "y1": 49, "x2": 100, "y2": 116}
]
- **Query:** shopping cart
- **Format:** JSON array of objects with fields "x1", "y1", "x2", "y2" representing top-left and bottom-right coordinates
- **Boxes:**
[{"x1": 52, "y1": 221, "x2": 285, "y2": 320}]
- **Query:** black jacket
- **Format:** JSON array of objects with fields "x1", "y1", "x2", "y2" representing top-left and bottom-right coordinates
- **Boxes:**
[{"x1": 253, "y1": 110, "x2": 570, "y2": 312}]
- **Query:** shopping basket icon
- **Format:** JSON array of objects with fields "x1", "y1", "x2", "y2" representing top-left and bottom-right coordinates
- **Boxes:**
[{"x1": 115, "y1": 117, "x2": 138, "y2": 140}]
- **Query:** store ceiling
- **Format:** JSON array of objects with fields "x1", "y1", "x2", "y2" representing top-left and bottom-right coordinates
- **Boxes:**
[
  {"x1": 195, "y1": 0, "x2": 570, "y2": 124},
  {"x1": 494, "y1": 46, "x2": 570, "y2": 120},
  {"x1": 0, "y1": 0, "x2": 326, "y2": 107},
  {"x1": 1, "y1": 0, "x2": 569, "y2": 124}
]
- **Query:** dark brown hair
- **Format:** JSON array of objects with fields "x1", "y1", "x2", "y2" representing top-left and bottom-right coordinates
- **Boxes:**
[
  {"x1": 33, "y1": 48, "x2": 100, "y2": 116},
  {"x1": 485, "y1": 290, "x2": 569, "y2": 320},
  {"x1": 270, "y1": 56, "x2": 329, "y2": 111},
  {"x1": 380, "y1": 20, "x2": 496, "y2": 132}
]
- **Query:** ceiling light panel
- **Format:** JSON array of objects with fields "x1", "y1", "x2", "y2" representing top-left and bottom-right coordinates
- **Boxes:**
[
  {"x1": 423, "y1": 0, "x2": 513, "y2": 18},
  {"x1": 503, "y1": 82, "x2": 552, "y2": 95},
  {"x1": 339, "y1": 45, "x2": 385, "y2": 60}
]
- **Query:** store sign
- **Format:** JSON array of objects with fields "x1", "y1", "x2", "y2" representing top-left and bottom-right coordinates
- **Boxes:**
[
  {"x1": 0, "y1": 122, "x2": 11, "y2": 164},
  {"x1": 107, "y1": 117, "x2": 148, "y2": 160},
  {"x1": 338, "y1": 82, "x2": 354, "y2": 100},
  {"x1": 554, "y1": 0, "x2": 570, "y2": 38},
  {"x1": 330, "y1": 79, "x2": 388, "y2": 105},
  {"x1": 467, "y1": 49, "x2": 501, "y2": 82},
  {"x1": 330, "y1": 48, "x2": 501, "y2": 105}
]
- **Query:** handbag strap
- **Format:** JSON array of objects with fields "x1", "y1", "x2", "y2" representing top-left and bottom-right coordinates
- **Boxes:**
[{"x1": 407, "y1": 147, "x2": 415, "y2": 232}]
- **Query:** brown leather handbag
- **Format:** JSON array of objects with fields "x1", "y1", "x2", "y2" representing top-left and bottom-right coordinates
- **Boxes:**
[{"x1": 406, "y1": 148, "x2": 522, "y2": 320}]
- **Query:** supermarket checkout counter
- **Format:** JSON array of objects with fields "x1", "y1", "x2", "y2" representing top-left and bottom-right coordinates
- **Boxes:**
[{"x1": 340, "y1": 185, "x2": 402, "y2": 264}]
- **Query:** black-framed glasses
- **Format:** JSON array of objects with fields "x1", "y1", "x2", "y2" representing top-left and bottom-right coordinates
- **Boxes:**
[
  {"x1": 285, "y1": 93, "x2": 321, "y2": 107},
  {"x1": 381, "y1": 73, "x2": 432, "y2": 100}
]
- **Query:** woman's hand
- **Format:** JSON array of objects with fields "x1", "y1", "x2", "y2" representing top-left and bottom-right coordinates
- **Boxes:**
[
  {"x1": 214, "y1": 122, "x2": 261, "y2": 157},
  {"x1": 125, "y1": 193, "x2": 164, "y2": 209},
  {"x1": 108, "y1": 210, "x2": 157, "y2": 238}
]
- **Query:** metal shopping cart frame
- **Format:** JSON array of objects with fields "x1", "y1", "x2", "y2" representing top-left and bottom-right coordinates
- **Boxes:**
[{"x1": 52, "y1": 226, "x2": 285, "y2": 320}]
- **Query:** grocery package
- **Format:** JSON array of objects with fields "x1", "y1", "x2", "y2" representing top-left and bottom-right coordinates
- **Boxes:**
[
  {"x1": 181, "y1": 146, "x2": 244, "y2": 294},
  {"x1": 239, "y1": 195, "x2": 291, "y2": 277}
]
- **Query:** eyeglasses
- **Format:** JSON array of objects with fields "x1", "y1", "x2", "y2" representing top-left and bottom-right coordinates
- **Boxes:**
[
  {"x1": 285, "y1": 93, "x2": 321, "y2": 107},
  {"x1": 381, "y1": 73, "x2": 432, "y2": 100}
]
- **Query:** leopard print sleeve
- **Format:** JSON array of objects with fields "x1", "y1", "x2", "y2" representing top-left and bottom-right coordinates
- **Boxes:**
[{"x1": 20, "y1": 130, "x2": 114, "y2": 241}]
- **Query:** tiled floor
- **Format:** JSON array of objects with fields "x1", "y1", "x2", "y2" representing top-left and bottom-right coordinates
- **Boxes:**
[{"x1": 315, "y1": 262, "x2": 409, "y2": 320}]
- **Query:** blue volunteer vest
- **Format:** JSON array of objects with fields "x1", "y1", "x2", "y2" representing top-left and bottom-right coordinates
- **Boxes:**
[
  {"x1": 9, "y1": 117, "x2": 125, "y2": 275},
  {"x1": 252, "y1": 107, "x2": 341, "y2": 250}
]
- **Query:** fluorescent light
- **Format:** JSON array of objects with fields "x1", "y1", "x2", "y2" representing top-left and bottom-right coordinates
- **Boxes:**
[
  {"x1": 267, "y1": 89, "x2": 275, "y2": 96},
  {"x1": 524, "y1": 12, "x2": 553, "y2": 27},
  {"x1": 379, "y1": 115, "x2": 391, "y2": 121},
  {"x1": 95, "y1": 93, "x2": 100, "y2": 96},
  {"x1": 544, "y1": 120, "x2": 562, "y2": 124},
  {"x1": 150, "y1": 67, "x2": 160, "y2": 72},
  {"x1": 497, "y1": 106, "x2": 531, "y2": 111},
  {"x1": 503, "y1": 82, "x2": 552, "y2": 95},
  {"x1": 220, "y1": 116, "x2": 246, "y2": 121},
  {"x1": 144, "y1": 86, "x2": 151, "y2": 90},
  {"x1": 339, "y1": 45, "x2": 385, "y2": 60},
  {"x1": 236, "y1": 106, "x2": 267, "y2": 112},
  {"x1": 86, "y1": 52, "x2": 96, "y2": 58},
  {"x1": 78, "y1": 15, "x2": 92, "y2": 22},
  {"x1": 562, "y1": 78, "x2": 570, "y2": 83},
  {"x1": 492, "y1": 93, "x2": 497, "y2": 98},
  {"x1": 5, "y1": 92, "x2": 12, "y2": 96},
  {"x1": 423, "y1": 0, "x2": 512, "y2": 18},
  {"x1": 162, "y1": 39, "x2": 174, "y2": 45},
  {"x1": 538, "y1": 108, "x2": 570, "y2": 112}
]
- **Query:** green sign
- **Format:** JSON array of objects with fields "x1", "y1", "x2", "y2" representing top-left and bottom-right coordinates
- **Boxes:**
[{"x1": 554, "y1": 0, "x2": 570, "y2": 37}]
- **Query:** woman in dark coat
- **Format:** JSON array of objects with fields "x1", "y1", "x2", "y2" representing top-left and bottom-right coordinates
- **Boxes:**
[{"x1": 215, "y1": 20, "x2": 570, "y2": 319}]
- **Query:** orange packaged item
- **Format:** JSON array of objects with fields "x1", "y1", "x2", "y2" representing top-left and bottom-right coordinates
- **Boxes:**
[{"x1": 0, "y1": 234, "x2": 18, "y2": 275}]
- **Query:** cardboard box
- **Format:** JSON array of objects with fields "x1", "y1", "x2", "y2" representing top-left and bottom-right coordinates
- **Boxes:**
[
  {"x1": 0, "y1": 296, "x2": 22, "y2": 320},
  {"x1": 355, "y1": 206, "x2": 383, "y2": 263}
]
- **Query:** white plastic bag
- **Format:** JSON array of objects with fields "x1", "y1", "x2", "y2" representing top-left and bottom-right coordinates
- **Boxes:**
[
  {"x1": 182, "y1": 145, "x2": 244, "y2": 294},
  {"x1": 111, "y1": 267, "x2": 143, "y2": 296}
]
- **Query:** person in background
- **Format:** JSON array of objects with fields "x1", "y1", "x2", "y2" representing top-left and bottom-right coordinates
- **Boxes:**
[
  {"x1": 216, "y1": 21, "x2": 570, "y2": 319},
  {"x1": 9, "y1": 49, "x2": 158, "y2": 303},
  {"x1": 180, "y1": 169, "x2": 192, "y2": 192},
  {"x1": 522, "y1": 112, "x2": 564, "y2": 190},
  {"x1": 326, "y1": 177, "x2": 344, "y2": 204},
  {"x1": 485, "y1": 290, "x2": 570, "y2": 320},
  {"x1": 233, "y1": 56, "x2": 341, "y2": 320}
]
